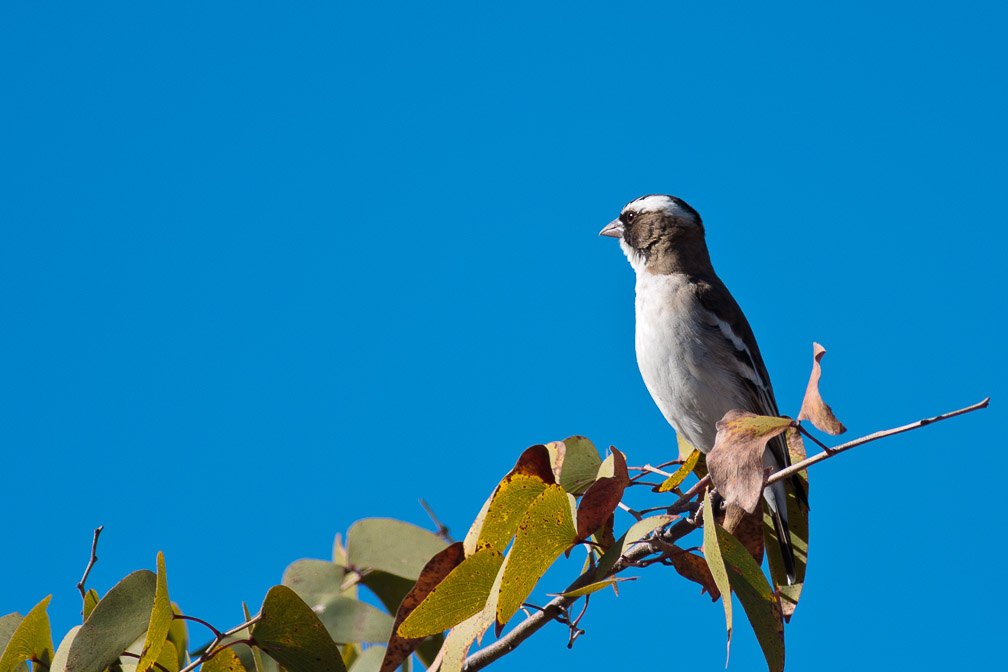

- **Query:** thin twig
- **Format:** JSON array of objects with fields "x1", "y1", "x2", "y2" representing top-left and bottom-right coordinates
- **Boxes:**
[
  {"x1": 768, "y1": 398, "x2": 989, "y2": 487},
  {"x1": 794, "y1": 422, "x2": 832, "y2": 453},
  {"x1": 175, "y1": 614, "x2": 223, "y2": 639},
  {"x1": 76, "y1": 525, "x2": 104, "y2": 599},
  {"x1": 178, "y1": 614, "x2": 263, "y2": 672},
  {"x1": 420, "y1": 498, "x2": 454, "y2": 542}
]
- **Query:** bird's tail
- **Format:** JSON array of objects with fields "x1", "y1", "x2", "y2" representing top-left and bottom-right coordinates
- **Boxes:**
[{"x1": 769, "y1": 501, "x2": 797, "y2": 585}]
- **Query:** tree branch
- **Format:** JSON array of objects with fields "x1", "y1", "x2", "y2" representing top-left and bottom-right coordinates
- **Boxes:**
[
  {"x1": 767, "y1": 397, "x2": 989, "y2": 487},
  {"x1": 461, "y1": 397, "x2": 989, "y2": 670},
  {"x1": 76, "y1": 525, "x2": 104, "y2": 599},
  {"x1": 463, "y1": 518, "x2": 697, "y2": 671}
]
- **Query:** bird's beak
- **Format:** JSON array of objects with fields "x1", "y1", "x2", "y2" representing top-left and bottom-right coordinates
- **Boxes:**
[{"x1": 599, "y1": 218, "x2": 624, "y2": 239}]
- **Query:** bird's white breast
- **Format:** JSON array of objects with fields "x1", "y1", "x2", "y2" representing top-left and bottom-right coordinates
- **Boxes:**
[{"x1": 633, "y1": 271, "x2": 746, "y2": 453}]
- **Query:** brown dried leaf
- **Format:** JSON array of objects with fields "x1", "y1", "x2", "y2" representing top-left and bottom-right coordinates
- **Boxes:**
[
  {"x1": 797, "y1": 342, "x2": 847, "y2": 435},
  {"x1": 575, "y1": 448, "x2": 628, "y2": 541},
  {"x1": 380, "y1": 542, "x2": 465, "y2": 672},
  {"x1": 665, "y1": 545, "x2": 720, "y2": 601},
  {"x1": 718, "y1": 505, "x2": 765, "y2": 566},
  {"x1": 708, "y1": 411, "x2": 793, "y2": 513}
]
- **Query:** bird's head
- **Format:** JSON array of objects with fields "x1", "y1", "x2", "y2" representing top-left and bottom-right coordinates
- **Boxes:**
[{"x1": 600, "y1": 194, "x2": 708, "y2": 275}]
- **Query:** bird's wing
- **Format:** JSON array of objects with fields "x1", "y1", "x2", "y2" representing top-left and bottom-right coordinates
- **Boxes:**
[{"x1": 692, "y1": 275, "x2": 791, "y2": 469}]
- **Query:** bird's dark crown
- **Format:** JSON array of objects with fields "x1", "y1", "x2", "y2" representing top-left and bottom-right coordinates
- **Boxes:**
[{"x1": 618, "y1": 195, "x2": 710, "y2": 275}]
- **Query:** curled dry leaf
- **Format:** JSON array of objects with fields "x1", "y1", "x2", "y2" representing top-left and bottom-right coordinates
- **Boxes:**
[
  {"x1": 379, "y1": 542, "x2": 465, "y2": 672},
  {"x1": 797, "y1": 342, "x2": 847, "y2": 435},
  {"x1": 708, "y1": 411, "x2": 793, "y2": 514},
  {"x1": 664, "y1": 545, "x2": 720, "y2": 601}
]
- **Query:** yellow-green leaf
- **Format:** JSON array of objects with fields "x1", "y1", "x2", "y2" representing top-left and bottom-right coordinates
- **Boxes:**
[
  {"x1": 379, "y1": 542, "x2": 464, "y2": 672},
  {"x1": 241, "y1": 603, "x2": 263, "y2": 672},
  {"x1": 166, "y1": 604, "x2": 187, "y2": 671},
  {"x1": 550, "y1": 577, "x2": 636, "y2": 598},
  {"x1": 201, "y1": 646, "x2": 247, "y2": 672},
  {"x1": 547, "y1": 436, "x2": 602, "y2": 494},
  {"x1": 397, "y1": 546, "x2": 504, "y2": 639},
  {"x1": 82, "y1": 591, "x2": 99, "y2": 623},
  {"x1": 475, "y1": 445, "x2": 555, "y2": 553},
  {"x1": 137, "y1": 552, "x2": 172, "y2": 672},
  {"x1": 657, "y1": 449, "x2": 701, "y2": 492},
  {"x1": 0, "y1": 596, "x2": 54, "y2": 672},
  {"x1": 155, "y1": 641, "x2": 179, "y2": 672},
  {"x1": 251, "y1": 586, "x2": 346, "y2": 672},
  {"x1": 717, "y1": 524, "x2": 785, "y2": 672},
  {"x1": 702, "y1": 492, "x2": 732, "y2": 666},
  {"x1": 439, "y1": 555, "x2": 508, "y2": 672},
  {"x1": 496, "y1": 485, "x2": 577, "y2": 629}
]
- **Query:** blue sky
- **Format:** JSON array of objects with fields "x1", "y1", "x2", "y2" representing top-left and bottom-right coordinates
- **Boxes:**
[{"x1": 2, "y1": 2, "x2": 1005, "y2": 670}]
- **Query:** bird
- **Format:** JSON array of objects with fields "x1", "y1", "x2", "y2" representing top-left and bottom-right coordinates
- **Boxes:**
[{"x1": 599, "y1": 193, "x2": 806, "y2": 584}]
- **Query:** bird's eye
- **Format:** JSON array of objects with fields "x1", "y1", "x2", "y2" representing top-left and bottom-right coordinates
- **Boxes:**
[{"x1": 624, "y1": 212, "x2": 636, "y2": 223}]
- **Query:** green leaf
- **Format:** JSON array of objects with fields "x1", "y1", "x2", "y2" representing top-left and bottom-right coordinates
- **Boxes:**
[
  {"x1": 66, "y1": 571, "x2": 156, "y2": 672},
  {"x1": 282, "y1": 560, "x2": 349, "y2": 608},
  {"x1": 594, "y1": 515, "x2": 677, "y2": 579},
  {"x1": 0, "y1": 596, "x2": 54, "y2": 672},
  {"x1": 358, "y1": 572, "x2": 415, "y2": 615},
  {"x1": 346, "y1": 519, "x2": 448, "y2": 581},
  {"x1": 547, "y1": 436, "x2": 602, "y2": 494},
  {"x1": 398, "y1": 546, "x2": 504, "y2": 639},
  {"x1": 657, "y1": 448, "x2": 701, "y2": 492},
  {"x1": 475, "y1": 446, "x2": 555, "y2": 553},
  {"x1": 166, "y1": 604, "x2": 187, "y2": 670},
  {"x1": 717, "y1": 525, "x2": 785, "y2": 672},
  {"x1": 137, "y1": 552, "x2": 172, "y2": 672},
  {"x1": 82, "y1": 591, "x2": 99, "y2": 623},
  {"x1": 496, "y1": 485, "x2": 577, "y2": 629},
  {"x1": 251, "y1": 586, "x2": 346, "y2": 672},
  {"x1": 347, "y1": 645, "x2": 384, "y2": 672},
  {"x1": 702, "y1": 493, "x2": 733, "y2": 666},
  {"x1": 315, "y1": 597, "x2": 394, "y2": 644},
  {"x1": 201, "y1": 647, "x2": 247, "y2": 672}
]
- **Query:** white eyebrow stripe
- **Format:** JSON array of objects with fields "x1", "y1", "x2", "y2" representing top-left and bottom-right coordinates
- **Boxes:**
[{"x1": 623, "y1": 194, "x2": 678, "y2": 215}]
